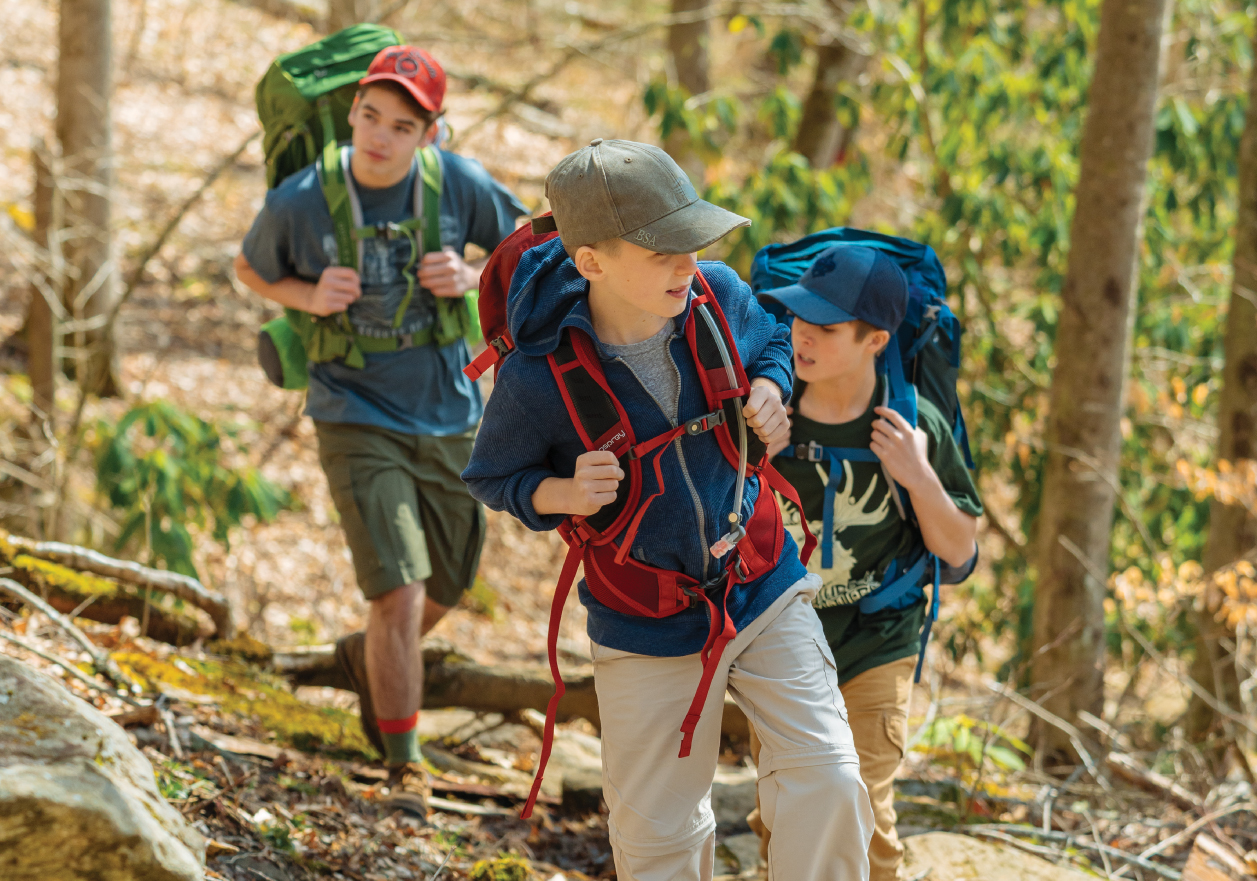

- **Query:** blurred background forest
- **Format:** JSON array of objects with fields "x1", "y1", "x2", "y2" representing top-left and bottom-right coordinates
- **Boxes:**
[{"x1": 3, "y1": 0, "x2": 1257, "y2": 876}]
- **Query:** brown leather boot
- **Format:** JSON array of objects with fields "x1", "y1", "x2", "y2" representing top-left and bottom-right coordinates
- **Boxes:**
[
  {"x1": 380, "y1": 761, "x2": 430, "y2": 819},
  {"x1": 334, "y1": 632, "x2": 384, "y2": 757}
]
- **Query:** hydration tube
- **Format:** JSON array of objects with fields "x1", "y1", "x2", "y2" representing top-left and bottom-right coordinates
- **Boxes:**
[{"x1": 696, "y1": 303, "x2": 749, "y2": 558}]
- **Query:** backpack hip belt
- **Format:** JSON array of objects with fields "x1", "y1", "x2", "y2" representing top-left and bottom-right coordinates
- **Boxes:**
[{"x1": 520, "y1": 272, "x2": 816, "y2": 818}]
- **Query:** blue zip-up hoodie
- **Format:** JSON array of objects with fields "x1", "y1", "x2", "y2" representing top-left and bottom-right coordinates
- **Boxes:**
[{"x1": 462, "y1": 237, "x2": 808, "y2": 657}]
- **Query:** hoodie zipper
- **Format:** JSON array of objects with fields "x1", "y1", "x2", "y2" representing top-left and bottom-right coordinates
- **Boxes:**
[{"x1": 610, "y1": 337, "x2": 712, "y2": 582}]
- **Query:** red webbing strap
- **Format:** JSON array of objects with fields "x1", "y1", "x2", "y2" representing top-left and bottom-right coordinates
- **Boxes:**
[
  {"x1": 520, "y1": 542, "x2": 583, "y2": 819},
  {"x1": 465, "y1": 341, "x2": 503, "y2": 381},
  {"x1": 677, "y1": 585, "x2": 738, "y2": 758},
  {"x1": 612, "y1": 426, "x2": 686, "y2": 566},
  {"x1": 761, "y1": 462, "x2": 817, "y2": 566}
]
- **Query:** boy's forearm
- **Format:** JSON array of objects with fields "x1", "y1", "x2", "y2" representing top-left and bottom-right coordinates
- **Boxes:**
[
  {"x1": 905, "y1": 471, "x2": 978, "y2": 567},
  {"x1": 234, "y1": 253, "x2": 316, "y2": 312},
  {"x1": 531, "y1": 476, "x2": 575, "y2": 516}
]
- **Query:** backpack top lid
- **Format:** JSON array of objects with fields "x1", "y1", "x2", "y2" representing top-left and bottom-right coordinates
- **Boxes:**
[
  {"x1": 256, "y1": 25, "x2": 402, "y2": 189},
  {"x1": 750, "y1": 227, "x2": 946, "y2": 307},
  {"x1": 463, "y1": 215, "x2": 561, "y2": 382}
]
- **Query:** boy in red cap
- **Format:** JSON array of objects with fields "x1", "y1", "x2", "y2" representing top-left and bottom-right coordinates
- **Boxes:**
[{"x1": 235, "y1": 46, "x2": 527, "y2": 816}]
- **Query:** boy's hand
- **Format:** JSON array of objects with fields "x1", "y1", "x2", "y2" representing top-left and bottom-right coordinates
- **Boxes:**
[
  {"x1": 307, "y1": 266, "x2": 361, "y2": 316},
  {"x1": 566, "y1": 451, "x2": 624, "y2": 516},
  {"x1": 743, "y1": 380, "x2": 790, "y2": 449},
  {"x1": 871, "y1": 407, "x2": 933, "y2": 492},
  {"x1": 419, "y1": 249, "x2": 479, "y2": 298},
  {"x1": 765, "y1": 405, "x2": 795, "y2": 460}
]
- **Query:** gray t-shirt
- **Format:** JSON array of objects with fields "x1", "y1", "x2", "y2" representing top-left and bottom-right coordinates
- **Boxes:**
[
  {"x1": 242, "y1": 147, "x2": 527, "y2": 435},
  {"x1": 603, "y1": 322, "x2": 681, "y2": 421}
]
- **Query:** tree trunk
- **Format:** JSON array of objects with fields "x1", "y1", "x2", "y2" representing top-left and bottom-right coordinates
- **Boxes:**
[
  {"x1": 326, "y1": 0, "x2": 379, "y2": 32},
  {"x1": 1186, "y1": 27, "x2": 1257, "y2": 743},
  {"x1": 1028, "y1": 0, "x2": 1166, "y2": 761},
  {"x1": 664, "y1": 0, "x2": 709, "y2": 179},
  {"x1": 57, "y1": 0, "x2": 119, "y2": 397},
  {"x1": 792, "y1": 37, "x2": 867, "y2": 168},
  {"x1": 28, "y1": 142, "x2": 56, "y2": 425}
]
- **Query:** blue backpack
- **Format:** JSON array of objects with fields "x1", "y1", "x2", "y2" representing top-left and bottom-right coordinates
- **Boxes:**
[{"x1": 751, "y1": 227, "x2": 975, "y2": 680}]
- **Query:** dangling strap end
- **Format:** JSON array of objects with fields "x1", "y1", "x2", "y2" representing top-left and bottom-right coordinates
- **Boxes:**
[{"x1": 678, "y1": 713, "x2": 702, "y2": 758}]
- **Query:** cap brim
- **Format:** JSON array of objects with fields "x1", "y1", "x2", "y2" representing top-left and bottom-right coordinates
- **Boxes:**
[
  {"x1": 359, "y1": 72, "x2": 441, "y2": 112},
  {"x1": 759, "y1": 285, "x2": 857, "y2": 326},
  {"x1": 620, "y1": 199, "x2": 750, "y2": 254}
]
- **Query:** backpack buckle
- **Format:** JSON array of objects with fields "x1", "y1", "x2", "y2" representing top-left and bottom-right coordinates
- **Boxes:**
[
  {"x1": 683, "y1": 409, "x2": 726, "y2": 437},
  {"x1": 794, "y1": 440, "x2": 824, "y2": 462},
  {"x1": 489, "y1": 336, "x2": 513, "y2": 358},
  {"x1": 682, "y1": 572, "x2": 729, "y2": 608}
]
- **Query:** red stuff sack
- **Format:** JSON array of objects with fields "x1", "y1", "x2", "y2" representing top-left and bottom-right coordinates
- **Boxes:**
[{"x1": 463, "y1": 214, "x2": 560, "y2": 382}]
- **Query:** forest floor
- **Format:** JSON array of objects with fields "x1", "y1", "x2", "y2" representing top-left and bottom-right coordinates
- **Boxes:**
[{"x1": 2, "y1": 0, "x2": 1256, "y2": 878}]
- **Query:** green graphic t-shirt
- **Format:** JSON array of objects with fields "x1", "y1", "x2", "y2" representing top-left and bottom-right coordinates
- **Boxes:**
[{"x1": 776, "y1": 378, "x2": 983, "y2": 684}]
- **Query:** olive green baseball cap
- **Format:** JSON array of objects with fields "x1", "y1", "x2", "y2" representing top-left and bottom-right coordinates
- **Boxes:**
[{"x1": 532, "y1": 138, "x2": 750, "y2": 254}]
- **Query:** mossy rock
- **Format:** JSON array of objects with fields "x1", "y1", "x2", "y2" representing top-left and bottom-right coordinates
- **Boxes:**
[
  {"x1": 114, "y1": 651, "x2": 375, "y2": 758},
  {"x1": 206, "y1": 633, "x2": 274, "y2": 663},
  {"x1": 469, "y1": 855, "x2": 534, "y2": 881}
]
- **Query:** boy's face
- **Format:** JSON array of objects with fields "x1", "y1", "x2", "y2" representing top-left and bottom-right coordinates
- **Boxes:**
[
  {"x1": 347, "y1": 87, "x2": 436, "y2": 186},
  {"x1": 575, "y1": 240, "x2": 698, "y2": 320},
  {"x1": 791, "y1": 317, "x2": 888, "y2": 384}
]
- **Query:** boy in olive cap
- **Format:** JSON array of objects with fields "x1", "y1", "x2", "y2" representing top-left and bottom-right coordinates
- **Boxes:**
[
  {"x1": 754, "y1": 246, "x2": 982, "y2": 880},
  {"x1": 463, "y1": 140, "x2": 873, "y2": 880}
]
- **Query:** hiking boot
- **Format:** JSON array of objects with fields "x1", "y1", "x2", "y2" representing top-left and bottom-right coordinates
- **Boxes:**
[
  {"x1": 334, "y1": 631, "x2": 384, "y2": 757},
  {"x1": 380, "y1": 761, "x2": 430, "y2": 819}
]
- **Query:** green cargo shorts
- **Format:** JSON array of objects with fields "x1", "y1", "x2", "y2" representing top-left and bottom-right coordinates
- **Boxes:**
[{"x1": 315, "y1": 421, "x2": 486, "y2": 606}]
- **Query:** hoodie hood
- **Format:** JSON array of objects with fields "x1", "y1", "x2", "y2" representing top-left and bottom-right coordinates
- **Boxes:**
[{"x1": 505, "y1": 237, "x2": 596, "y2": 357}]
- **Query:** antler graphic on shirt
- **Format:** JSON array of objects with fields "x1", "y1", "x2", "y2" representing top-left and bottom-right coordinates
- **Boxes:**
[{"x1": 815, "y1": 460, "x2": 891, "y2": 532}]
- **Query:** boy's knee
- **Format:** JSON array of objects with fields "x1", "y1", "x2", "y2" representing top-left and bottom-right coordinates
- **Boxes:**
[
  {"x1": 368, "y1": 581, "x2": 426, "y2": 622},
  {"x1": 759, "y1": 760, "x2": 870, "y2": 832}
]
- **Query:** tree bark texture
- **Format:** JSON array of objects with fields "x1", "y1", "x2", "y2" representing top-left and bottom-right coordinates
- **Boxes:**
[
  {"x1": 1187, "y1": 27, "x2": 1257, "y2": 742},
  {"x1": 1029, "y1": 0, "x2": 1166, "y2": 760},
  {"x1": 664, "y1": 0, "x2": 709, "y2": 179},
  {"x1": 792, "y1": 38, "x2": 867, "y2": 168},
  {"x1": 28, "y1": 143, "x2": 56, "y2": 424},
  {"x1": 57, "y1": 0, "x2": 119, "y2": 397},
  {"x1": 326, "y1": 0, "x2": 379, "y2": 33}
]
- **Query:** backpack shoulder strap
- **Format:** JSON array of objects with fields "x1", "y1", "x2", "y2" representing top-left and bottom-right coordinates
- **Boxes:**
[
  {"x1": 317, "y1": 142, "x2": 361, "y2": 272},
  {"x1": 417, "y1": 146, "x2": 442, "y2": 255},
  {"x1": 546, "y1": 329, "x2": 639, "y2": 536},
  {"x1": 687, "y1": 272, "x2": 768, "y2": 468}
]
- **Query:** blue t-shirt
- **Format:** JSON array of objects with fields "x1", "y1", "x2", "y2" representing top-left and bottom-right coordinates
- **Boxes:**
[{"x1": 242, "y1": 148, "x2": 528, "y2": 435}]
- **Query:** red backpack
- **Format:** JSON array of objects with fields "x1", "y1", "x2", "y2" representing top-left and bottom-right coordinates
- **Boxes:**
[
  {"x1": 464, "y1": 222, "x2": 816, "y2": 818},
  {"x1": 464, "y1": 215, "x2": 560, "y2": 382}
]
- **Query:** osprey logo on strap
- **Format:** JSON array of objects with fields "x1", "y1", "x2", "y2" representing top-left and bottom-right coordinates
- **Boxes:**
[{"x1": 598, "y1": 430, "x2": 626, "y2": 452}]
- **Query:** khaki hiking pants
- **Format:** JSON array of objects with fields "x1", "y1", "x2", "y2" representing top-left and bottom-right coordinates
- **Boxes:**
[
  {"x1": 749, "y1": 654, "x2": 916, "y2": 881},
  {"x1": 592, "y1": 575, "x2": 874, "y2": 881}
]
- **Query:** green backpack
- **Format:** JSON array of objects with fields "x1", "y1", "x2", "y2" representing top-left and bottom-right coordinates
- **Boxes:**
[{"x1": 254, "y1": 24, "x2": 480, "y2": 390}]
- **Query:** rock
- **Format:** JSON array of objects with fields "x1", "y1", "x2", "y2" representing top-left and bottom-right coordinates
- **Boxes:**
[
  {"x1": 902, "y1": 831, "x2": 1094, "y2": 881},
  {"x1": 0, "y1": 655, "x2": 206, "y2": 880},
  {"x1": 711, "y1": 763, "x2": 758, "y2": 831}
]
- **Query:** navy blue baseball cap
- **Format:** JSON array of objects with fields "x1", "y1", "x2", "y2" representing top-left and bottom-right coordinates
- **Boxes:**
[{"x1": 760, "y1": 245, "x2": 908, "y2": 333}]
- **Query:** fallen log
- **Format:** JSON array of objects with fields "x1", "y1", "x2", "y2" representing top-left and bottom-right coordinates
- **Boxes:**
[
  {"x1": 273, "y1": 640, "x2": 602, "y2": 727},
  {"x1": 271, "y1": 639, "x2": 757, "y2": 738},
  {"x1": 4, "y1": 535, "x2": 233, "y2": 638}
]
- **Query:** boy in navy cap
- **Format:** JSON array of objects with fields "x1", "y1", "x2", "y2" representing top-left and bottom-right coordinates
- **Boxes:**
[{"x1": 752, "y1": 245, "x2": 982, "y2": 881}]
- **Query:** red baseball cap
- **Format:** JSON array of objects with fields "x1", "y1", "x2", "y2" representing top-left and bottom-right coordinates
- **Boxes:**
[{"x1": 359, "y1": 45, "x2": 446, "y2": 114}]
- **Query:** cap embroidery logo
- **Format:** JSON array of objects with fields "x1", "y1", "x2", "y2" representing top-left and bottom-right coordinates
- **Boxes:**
[
  {"x1": 810, "y1": 254, "x2": 837, "y2": 278},
  {"x1": 634, "y1": 229, "x2": 657, "y2": 248},
  {"x1": 395, "y1": 53, "x2": 421, "y2": 77}
]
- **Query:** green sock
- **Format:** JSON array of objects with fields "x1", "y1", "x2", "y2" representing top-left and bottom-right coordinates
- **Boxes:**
[{"x1": 382, "y1": 728, "x2": 421, "y2": 766}]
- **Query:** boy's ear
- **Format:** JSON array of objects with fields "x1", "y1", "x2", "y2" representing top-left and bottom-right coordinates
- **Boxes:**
[
  {"x1": 870, "y1": 328, "x2": 891, "y2": 355},
  {"x1": 348, "y1": 93, "x2": 361, "y2": 127},
  {"x1": 418, "y1": 119, "x2": 440, "y2": 148},
  {"x1": 572, "y1": 245, "x2": 606, "y2": 281}
]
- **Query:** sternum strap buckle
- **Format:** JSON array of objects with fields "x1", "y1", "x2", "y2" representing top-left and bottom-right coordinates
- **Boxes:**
[{"x1": 683, "y1": 409, "x2": 726, "y2": 437}]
